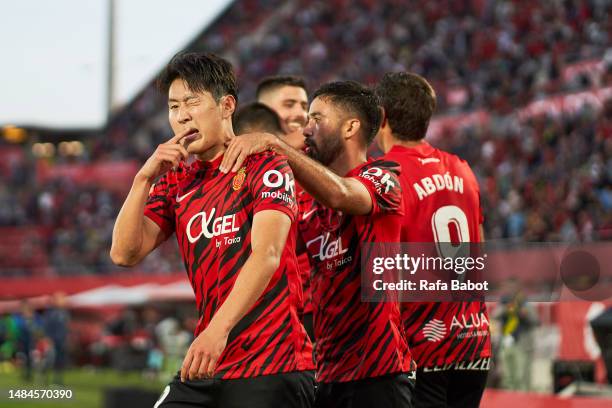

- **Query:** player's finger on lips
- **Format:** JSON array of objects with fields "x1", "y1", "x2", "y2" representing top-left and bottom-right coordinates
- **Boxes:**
[{"x1": 167, "y1": 128, "x2": 193, "y2": 144}]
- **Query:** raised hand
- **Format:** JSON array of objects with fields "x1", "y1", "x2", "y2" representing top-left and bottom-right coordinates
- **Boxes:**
[
  {"x1": 220, "y1": 132, "x2": 277, "y2": 173},
  {"x1": 137, "y1": 129, "x2": 191, "y2": 181}
]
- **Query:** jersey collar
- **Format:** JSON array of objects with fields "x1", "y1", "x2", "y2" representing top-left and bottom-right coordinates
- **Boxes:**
[{"x1": 388, "y1": 141, "x2": 435, "y2": 157}]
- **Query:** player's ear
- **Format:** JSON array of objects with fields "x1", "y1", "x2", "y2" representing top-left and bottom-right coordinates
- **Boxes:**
[
  {"x1": 344, "y1": 118, "x2": 361, "y2": 140},
  {"x1": 220, "y1": 95, "x2": 236, "y2": 119},
  {"x1": 379, "y1": 106, "x2": 388, "y2": 129}
]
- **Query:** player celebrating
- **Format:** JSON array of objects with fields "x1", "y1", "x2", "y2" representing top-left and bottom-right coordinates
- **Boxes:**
[
  {"x1": 110, "y1": 52, "x2": 314, "y2": 407},
  {"x1": 220, "y1": 81, "x2": 415, "y2": 408},
  {"x1": 256, "y1": 75, "x2": 315, "y2": 340},
  {"x1": 376, "y1": 72, "x2": 491, "y2": 408},
  {"x1": 256, "y1": 75, "x2": 309, "y2": 135}
]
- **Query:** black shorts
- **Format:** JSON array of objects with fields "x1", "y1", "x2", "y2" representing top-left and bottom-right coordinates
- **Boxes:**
[
  {"x1": 154, "y1": 370, "x2": 315, "y2": 408},
  {"x1": 413, "y1": 368, "x2": 488, "y2": 408},
  {"x1": 314, "y1": 372, "x2": 416, "y2": 408}
]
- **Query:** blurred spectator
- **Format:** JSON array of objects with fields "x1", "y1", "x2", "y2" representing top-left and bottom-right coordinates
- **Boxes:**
[
  {"x1": 13, "y1": 300, "x2": 42, "y2": 381},
  {"x1": 42, "y1": 292, "x2": 70, "y2": 385},
  {"x1": 155, "y1": 317, "x2": 191, "y2": 380},
  {"x1": 493, "y1": 278, "x2": 540, "y2": 391}
]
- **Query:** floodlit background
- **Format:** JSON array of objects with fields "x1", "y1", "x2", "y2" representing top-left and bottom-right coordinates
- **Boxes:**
[{"x1": 0, "y1": 0, "x2": 611, "y2": 407}]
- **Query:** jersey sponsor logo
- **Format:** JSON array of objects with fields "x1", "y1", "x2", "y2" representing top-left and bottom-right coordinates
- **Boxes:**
[
  {"x1": 232, "y1": 167, "x2": 246, "y2": 191},
  {"x1": 422, "y1": 318, "x2": 447, "y2": 342},
  {"x1": 263, "y1": 169, "x2": 295, "y2": 196},
  {"x1": 418, "y1": 157, "x2": 440, "y2": 165},
  {"x1": 306, "y1": 232, "x2": 348, "y2": 261},
  {"x1": 176, "y1": 188, "x2": 197, "y2": 202},
  {"x1": 422, "y1": 313, "x2": 489, "y2": 343},
  {"x1": 423, "y1": 357, "x2": 491, "y2": 372},
  {"x1": 360, "y1": 167, "x2": 396, "y2": 194},
  {"x1": 261, "y1": 190, "x2": 294, "y2": 204},
  {"x1": 450, "y1": 313, "x2": 490, "y2": 331},
  {"x1": 413, "y1": 173, "x2": 464, "y2": 200},
  {"x1": 186, "y1": 208, "x2": 239, "y2": 243}
]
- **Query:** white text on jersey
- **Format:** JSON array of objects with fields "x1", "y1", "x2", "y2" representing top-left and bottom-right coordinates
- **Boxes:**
[
  {"x1": 413, "y1": 173, "x2": 464, "y2": 200},
  {"x1": 186, "y1": 208, "x2": 239, "y2": 243}
]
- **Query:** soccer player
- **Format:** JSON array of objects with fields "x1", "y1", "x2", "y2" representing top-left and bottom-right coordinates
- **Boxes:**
[
  {"x1": 110, "y1": 52, "x2": 314, "y2": 407},
  {"x1": 256, "y1": 75, "x2": 309, "y2": 149},
  {"x1": 375, "y1": 72, "x2": 491, "y2": 408},
  {"x1": 220, "y1": 81, "x2": 415, "y2": 408},
  {"x1": 256, "y1": 75, "x2": 314, "y2": 340},
  {"x1": 233, "y1": 102, "x2": 284, "y2": 136}
]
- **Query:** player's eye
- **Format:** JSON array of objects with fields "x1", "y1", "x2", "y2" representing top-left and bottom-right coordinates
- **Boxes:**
[{"x1": 169, "y1": 104, "x2": 178, "y2": 110}]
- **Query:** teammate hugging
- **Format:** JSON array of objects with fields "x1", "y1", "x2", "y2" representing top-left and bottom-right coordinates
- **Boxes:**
[{"x1": 111, "y1": 51, "x2": 490, "y2": 408}]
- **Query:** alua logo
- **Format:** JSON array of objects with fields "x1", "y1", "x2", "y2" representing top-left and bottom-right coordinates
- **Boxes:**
[
  {"x1": 450, "y1": 313, "x2": 490, "y2": 330},
  {"x1": 306, "y1": 233, "x2": 348, "y2": 261},
  {"x1": 422, "y1": 319, "x2": 447, "y2": 342},
  {"x1": 186, "y1": 208, "x2": 239, "y2": 243}
]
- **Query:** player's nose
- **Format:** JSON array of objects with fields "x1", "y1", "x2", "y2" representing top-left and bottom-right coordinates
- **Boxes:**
[{"x1": 177, "y1": 106, "x2": 192, "y2": 124}]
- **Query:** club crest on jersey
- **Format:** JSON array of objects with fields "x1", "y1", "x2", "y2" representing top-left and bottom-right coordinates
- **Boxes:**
[{"x1": 232, "y1": 167, "x2": 246, "y2": 191}]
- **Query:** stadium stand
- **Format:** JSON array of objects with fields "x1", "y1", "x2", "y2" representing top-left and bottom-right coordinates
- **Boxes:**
[{"x1": 0, "y1": 0, "x2": 610, "y2": 277}]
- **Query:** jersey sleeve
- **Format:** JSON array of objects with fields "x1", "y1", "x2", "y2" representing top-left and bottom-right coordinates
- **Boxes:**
[
  {"x1": 246, "y1": 152, "x2": 298, "y2": 222},
  {"x1": 144, "y1": 172, "x2": 178, "y2": 236},
  {"x1": 351, "y1": 159, "x2": 404, "y2": 216}
]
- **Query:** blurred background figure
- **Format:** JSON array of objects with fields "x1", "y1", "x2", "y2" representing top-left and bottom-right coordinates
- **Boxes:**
[
  {"x1": 14, "y1": 300, "x2": 41, "y2": 381},
  {"x1": 494, "y1": 279, "x2": 540, "y2": 391},
  {"x1": 43, "y1": 292, "x2": 70, "y2": 385}
]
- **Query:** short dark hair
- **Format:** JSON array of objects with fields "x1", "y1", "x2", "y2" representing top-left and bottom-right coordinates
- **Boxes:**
[
  {"x1": 157, "y1": 52, "x2": 237, "y2": 102},
  {"x1": 312, "y1": 81, "x2": 382, "y2": 145},
  {"x1": 375, "y1": 72, "x2": 436, "y2": 141},
  {"x1": 233, "y1": 102, "x2": 283, "y2": 135},
  {"x1": 256, "y1": 75, "x2": 307, "y2": 100}
]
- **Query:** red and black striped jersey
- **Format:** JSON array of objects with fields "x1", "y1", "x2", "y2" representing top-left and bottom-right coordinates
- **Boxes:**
[
  {"x1": 298, "y1": 159, "x2": 413, "y2": 383},
  {"x1": 295, "y1": 184, "x2": 314, "y2": 317},
  {"x1": 384, "y1": 143, "x2": 491, "y2": 368},
  {"x1": 144, "y1": 151, "x2": 315, "y2": 379}
]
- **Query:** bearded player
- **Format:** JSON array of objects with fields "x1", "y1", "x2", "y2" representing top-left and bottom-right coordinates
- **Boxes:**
[
  {"x1": 110, "y1": 52, "x2": 314, "y2": 407},
  {"x1": 376, "y1": 72, "x2": 491, "y2": 408},
  {"x1": 220, "y1": 81, "x2": 415, "y2": 408}
]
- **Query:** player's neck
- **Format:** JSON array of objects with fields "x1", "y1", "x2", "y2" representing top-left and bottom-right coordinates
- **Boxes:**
[
  {"x1": 392, "y1": 137, "x2": 427, "y2": 149},
  {"x1": 329, "y1": 148, "x2": 366, "y2": 176},
  {"x1": 196, "y1": 128, "x2": 234, "y2": 162},
  {"x1": 196, "y1": 143, "x2": 226, "y2": 162}
]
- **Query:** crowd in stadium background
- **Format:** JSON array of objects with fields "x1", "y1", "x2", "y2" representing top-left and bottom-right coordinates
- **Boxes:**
[
  {"x1": 0, "y1": 0, "x2": 610, "y2": 277},
  {"x1": 0, "y1": 0, "x2": 611, "y2": 406}
]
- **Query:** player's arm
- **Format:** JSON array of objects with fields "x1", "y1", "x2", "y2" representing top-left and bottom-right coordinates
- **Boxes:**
[
  {"x1": 110, "y1": 130, "x2": 189, "y2": 266},
  {"x1": 180, "y1": 209, "x2": 291, "y2": 381},
  {"x1": 479, "y1": 224, "x2": 485, "y2": 243},
  {"x1": 221, "y1": 133, "x2": 373, "y2": 215}
]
